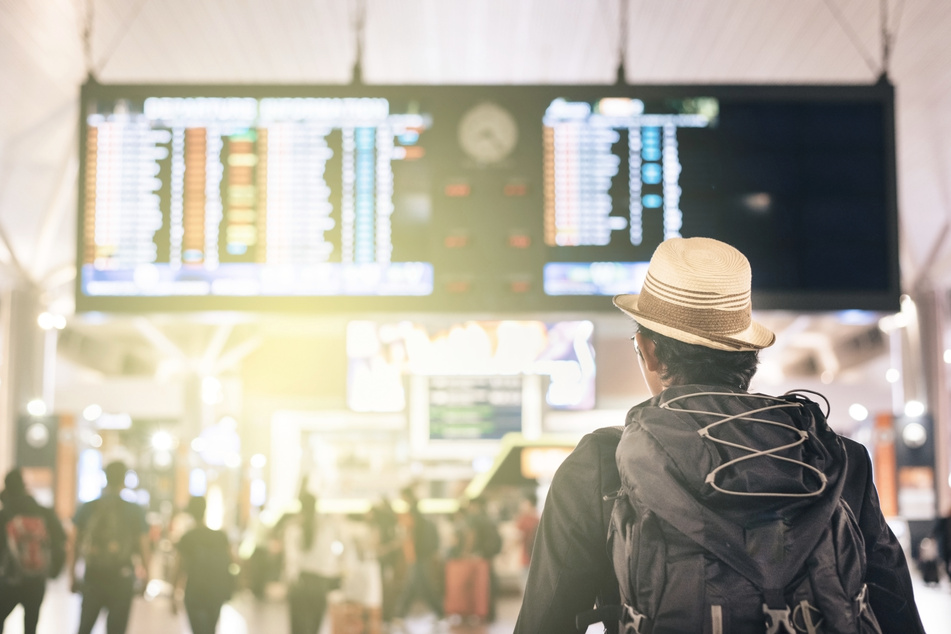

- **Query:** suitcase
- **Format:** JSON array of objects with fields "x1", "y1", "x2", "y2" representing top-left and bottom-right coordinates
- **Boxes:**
[
  {"x1": 443, "y1": 557, "x2": 490, "y2": 618},
  {"x1": 330, "y1": 600, "x2": 383, "y2": 634},
  {"x1": 921, "y1": 559, "x2": 940, "y2": 585}
]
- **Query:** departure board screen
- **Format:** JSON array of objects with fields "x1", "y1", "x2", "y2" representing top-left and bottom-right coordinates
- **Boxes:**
[{"x1": 77, "y1": 82, "x2": 898, "y2": 312}]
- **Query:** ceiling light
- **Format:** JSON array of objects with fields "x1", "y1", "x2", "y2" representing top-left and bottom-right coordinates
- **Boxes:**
[
  {"x1": 26, "y1": 399, "x2": 47, "y2": 416},
  {"x1": 83, "y1": 404, "x2": 103, "y2": 421},
  {"x1": 901, "y1": 421, "x2": 927, "y2": 448},
  {"x1": 848, "y1": 404, "x2": 869, "y2": 421},
  {"x1": 151, "y1": 430, "x2": 175, "y2": 452},
  {"x1": 904, "y1": 400, "x2": 925, "y2": 418}
]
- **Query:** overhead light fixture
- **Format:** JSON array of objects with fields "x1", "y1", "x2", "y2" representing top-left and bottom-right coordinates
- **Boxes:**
[
  {"x1": 37, "y1": 312, "x2": 66, "y2": 331},
  {"x1": 151, "y1": 430, "x2": 175, "y2": 452},
  {"x1": 202, "y1": 376, "x2": 224, "y2": 405},
  {"x1": 83, "y1": 404, "x2": 103, "y2": 421},
  {"x1": 848, "y1": 404, "x2": 869, "y2": 422},
  {"x1": 901, "y1": 421, "x2": 927, "y2": 448},
  {"x1": 904, "y1": 400, "x2": 925, "y2": 418},
  {"x1": 26, "y1": 399, "x2": 47, "y2": 417}
]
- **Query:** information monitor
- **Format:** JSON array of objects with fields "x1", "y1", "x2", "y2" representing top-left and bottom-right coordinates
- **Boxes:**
[{"x1": 77, "y1": 81, "x2": 899, "y2": 312}]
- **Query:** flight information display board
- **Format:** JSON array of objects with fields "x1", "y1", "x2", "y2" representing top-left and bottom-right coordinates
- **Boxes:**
[{"x1": 77, "y1": 81, "x2": 899, "y2": 312}]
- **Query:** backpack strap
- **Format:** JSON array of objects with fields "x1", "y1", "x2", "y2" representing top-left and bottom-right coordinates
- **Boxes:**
[
  {"x1": 853, "y1": 584, "x2": 872, "y2": 619},
  {"x1": 710, "y1": 605, "x2": 723, "y2": 634},
  {"x1": 792, "y1": 600, "x2": 822, "y2": 634},
  {"x1": 575, "y1": 604, "x2": 652, "y2": 634}
]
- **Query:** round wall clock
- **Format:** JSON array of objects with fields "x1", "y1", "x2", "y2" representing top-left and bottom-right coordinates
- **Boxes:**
[{"x1": 457, "y1": 102, "x2": 519, "y2": 164}]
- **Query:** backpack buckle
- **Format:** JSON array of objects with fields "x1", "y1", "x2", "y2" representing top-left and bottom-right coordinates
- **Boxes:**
[
  {"x1": 854, "y1": 583, "x2": 870, "y2": 614},
  {"x1": 762, "y1": 604, "x2": 796, "y2": 634},
  {"x1": 621, "y1": 605, "x2": 652, "y2": 634}
]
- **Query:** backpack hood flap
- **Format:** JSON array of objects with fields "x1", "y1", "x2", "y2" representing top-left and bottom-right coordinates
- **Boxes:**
[{"x1": 618, "y1": 386, "x2": 848, "y2": 586}]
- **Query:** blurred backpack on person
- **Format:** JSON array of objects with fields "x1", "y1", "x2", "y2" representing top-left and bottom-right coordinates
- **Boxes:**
[
  {"x1": 2, "y1": 514, "x2": 53, "y2": 580},
  {"x1": 481, "y1": 522, "x2": 502, "y2": 559},
  {"x1": 81, "y1": 496, "x2": 135, "y2": 571},
  {"x1": 179, "y1": 526, "x2": 234, "y2": 603},
  {"x1": 475, "y1": 518, "x2": 502, "y2": 559},
  {"x1": 0, "y1": 472, "x2": 65, "y2": 583},
  {"x1": 467, "y1": 499, "x2": 502, "y2": 559}
]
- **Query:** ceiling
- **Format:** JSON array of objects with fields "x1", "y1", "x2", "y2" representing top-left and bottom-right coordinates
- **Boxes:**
[{"x1": 1, "y1": 0, "x2": 949, "y2": 420}]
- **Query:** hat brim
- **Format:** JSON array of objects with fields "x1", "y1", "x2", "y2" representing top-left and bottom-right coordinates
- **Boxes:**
[{"x1": 613, "y1": 293, "x2": 775, "y2": 352}]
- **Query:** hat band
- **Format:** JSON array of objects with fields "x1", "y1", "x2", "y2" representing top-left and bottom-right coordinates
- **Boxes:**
[
  {"x1": 643, "y1": 273, "x2": 751, "y2": 310},
  {"x1": 637, "y1": 286, "x2": 752, "y2": 336}
]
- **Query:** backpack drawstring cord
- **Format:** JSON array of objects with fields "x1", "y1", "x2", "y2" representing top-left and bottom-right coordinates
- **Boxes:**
[{"x1": 660, "y1": 392, "x2": 828, "y2": 499}]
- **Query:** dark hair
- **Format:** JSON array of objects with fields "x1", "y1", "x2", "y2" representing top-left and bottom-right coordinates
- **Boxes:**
[
  {"x1": 637, "y1": 325, "x2": 759, "y2": 390},
  {"x1": 104, "y1": 461, "x2": 128, "y2": 488},
  {"x1": 400, "y1": 486, "x2": 418, "y2": 508},
  {"x1": 3, "y1": 469, "x2": 26, "y2": 496},
  {"x1": 185, "y1": 496, "x2": 207, "y2": 522}
]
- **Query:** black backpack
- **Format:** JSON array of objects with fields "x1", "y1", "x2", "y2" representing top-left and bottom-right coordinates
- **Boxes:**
[
  {"x1": 579, "y1": 390, "x2": 882, "y2": 634},
  {"x1": 82, "y1": 497, "x2": 136, "y2": 571}
]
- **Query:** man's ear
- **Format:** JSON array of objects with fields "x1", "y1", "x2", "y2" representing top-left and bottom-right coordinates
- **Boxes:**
[{"x1": 634, "y1": 332, "x2": 663, "y2": 373}]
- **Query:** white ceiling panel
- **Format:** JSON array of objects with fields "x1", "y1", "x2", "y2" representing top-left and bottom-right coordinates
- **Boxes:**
[
  {"x1": 95, "y1": 0, "x2": 356, "y2": 83},
  {"x1": 363, "y1": 0, "x2": 621, "y2": 84}
]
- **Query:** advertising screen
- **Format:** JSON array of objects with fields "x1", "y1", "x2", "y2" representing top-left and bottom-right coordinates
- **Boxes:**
[{"x1": 346, "y1": 319, "x2": 596, "y2": 415}]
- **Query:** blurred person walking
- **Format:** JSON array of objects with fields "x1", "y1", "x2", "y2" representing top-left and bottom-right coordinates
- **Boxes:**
[
  {"x1": 69, "y1": 461, "x2": 151, "y2": 634},
  {"x1": 514, "y1": 491, "x2": 539, "y2": 580},
  {"x1": 936, "y1": 513, "x2": 951, "y2": 580},
  {"x1": 0, "y1": 468, "x2": 67, "y2": 634},
  {"x1": 460, "y1": 498, "x2": 502, "y2": 622},
  {"x1": 368, "y1": 497, "x2": 402, "y2": 622},
  {"x1": 243, "y1": 503, "x2": 277, "y2": 600},
  {"x1": 393, "y1": 487, "x2": 443, "y2": 625},
  {"x1": 174, "y1": 496, "x2": 234, "y2": 634},
  {"x1": 283, "y1": 490, "x2": 349, "y2": 634}
]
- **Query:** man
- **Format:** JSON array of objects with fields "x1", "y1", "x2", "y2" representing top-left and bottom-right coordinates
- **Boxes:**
[
  {"x1": 69, "y1": 461, "x2": 151, "y2": 634},
  {"x1": 393, "y1": 487, "x2": 443, "y2": 625},
  {"x1": 514, "y1": 492, "x2": 539, "y2": 574},
  {"x1": 515, "y1": 237, "x2": 924, "y2": 633},
  {"x1": 0, "y1": 468, "x2": 66, "y2": 634},
  {"x1": 462, "y1": 497, "x2": 501, "y2": 621},
  {"x1": 174, "y1": 496, "x2": 233, "y2": 634}
]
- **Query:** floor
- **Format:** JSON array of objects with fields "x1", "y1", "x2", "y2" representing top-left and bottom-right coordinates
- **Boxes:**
[{"x1": 3, "y1": 568, "x2": 949, "y2": 633}]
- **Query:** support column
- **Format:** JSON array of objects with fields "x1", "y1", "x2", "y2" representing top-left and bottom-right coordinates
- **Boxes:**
[
  {"x1": 916, "y1": 289, "x2": 951, "y2": 516},
  {"x1": 0, "y1": 288, "x2": 44, "y2": 476}
]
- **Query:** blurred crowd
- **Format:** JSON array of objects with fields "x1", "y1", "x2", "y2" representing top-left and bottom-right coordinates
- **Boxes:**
[{"x1": 0, "y1": 464, "x2": 541, "y2": 634}]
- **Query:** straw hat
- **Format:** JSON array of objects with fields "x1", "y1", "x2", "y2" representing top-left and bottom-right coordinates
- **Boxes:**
[{"x1": 613, "y1": 237, "x2": 775, "y2": 351}]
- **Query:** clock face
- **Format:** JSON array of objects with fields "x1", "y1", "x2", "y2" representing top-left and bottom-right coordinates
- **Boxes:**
[{"x1": 458, "y1": 102, "x2": 519, "y2": 164}]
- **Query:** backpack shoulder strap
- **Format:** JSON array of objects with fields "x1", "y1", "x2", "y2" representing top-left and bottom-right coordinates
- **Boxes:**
[{"x1": 591, "y1": 425, "x2": 623, "y2": 511}]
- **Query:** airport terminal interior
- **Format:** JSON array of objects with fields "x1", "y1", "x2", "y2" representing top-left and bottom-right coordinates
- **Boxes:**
[{"x1": 2, "y1": 1, "x2": 951, "y2": 632}]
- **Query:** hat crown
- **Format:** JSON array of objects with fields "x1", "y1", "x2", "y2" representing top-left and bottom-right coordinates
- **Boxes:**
[{"x1": 645, "y1": 237, "x2": 752, "y2": 314}]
